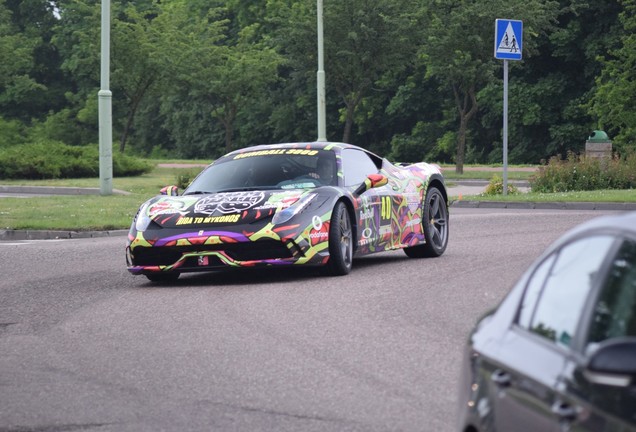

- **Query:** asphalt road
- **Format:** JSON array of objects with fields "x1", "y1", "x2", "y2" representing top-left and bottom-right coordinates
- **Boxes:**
[{"x1": 0, "y1": 208, "x2": 623, "y2": 432}]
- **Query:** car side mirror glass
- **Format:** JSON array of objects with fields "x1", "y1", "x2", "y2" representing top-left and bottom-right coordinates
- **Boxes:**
[
  {"x1": 584, "y1": 337, "x2": 636, "y2": 387},
  {"x1": 160, "y1": 185, "x2": 179, "y2": 196}
]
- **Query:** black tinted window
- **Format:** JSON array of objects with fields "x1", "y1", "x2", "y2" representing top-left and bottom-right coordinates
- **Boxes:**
[
  {"x1": 185, "y1": 149, "x2": 336, "y2": 192},
  {"x1": 519, "y1": 236, "x2": 615, "y2": 347},
  {"x1": 518, "y1": 254, "x2": 557, "y2": 329},
  {"x1": 588, "y1": 239, "x2": 636, "y2": 343},
  {"x1": 341, "y1": 149, "x2": 379, "y2": 186}
]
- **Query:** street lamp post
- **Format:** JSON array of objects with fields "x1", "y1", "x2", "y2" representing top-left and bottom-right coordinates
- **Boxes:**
[
  {"x1": 316, "y1": 0, "x2": 326, "y2": 142},
  {"x1": 98, "y1": 0, "x2": 113, "y2": 195}
]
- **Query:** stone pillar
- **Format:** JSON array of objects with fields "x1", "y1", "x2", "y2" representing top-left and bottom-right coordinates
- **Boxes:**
[{"x1": 585, "y1": 130, "x2": 612, "y2": 159}]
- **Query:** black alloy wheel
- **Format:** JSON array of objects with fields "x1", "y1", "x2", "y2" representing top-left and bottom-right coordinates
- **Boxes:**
[
  {"x1": 404, "y1": 186, "x2": 449, "y2": 258},
  {"x1": 325, "y1": 201, "x2": 353, "y2": 275}
]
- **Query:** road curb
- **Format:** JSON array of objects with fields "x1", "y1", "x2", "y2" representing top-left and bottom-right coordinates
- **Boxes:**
[
  {"x1": 451, "y1": 200, "x2": 636, "y2": 211},
  {"x1": 0, "y1": 185, "x2": 131, "y2": 196},
  {"x1": 0, "y1": 229, "x2": 129, "y2": 241}
]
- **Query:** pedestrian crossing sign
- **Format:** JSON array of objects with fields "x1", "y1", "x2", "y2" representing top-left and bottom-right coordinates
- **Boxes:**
[{"x1": 494, "y1": 19, "x2": 522, "y2": 60}]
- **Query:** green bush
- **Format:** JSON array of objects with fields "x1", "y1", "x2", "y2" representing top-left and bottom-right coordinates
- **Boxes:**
[
  {"x1": 28, "y1": 109, "x2": 96, "y2": 147},
  {"x1": 483, "y1": 174, "x2": 520, "y2": 195},
  {"x1": 530, "y1": 152, "x2": 636, "y2": 192},
  {"x1": 0, "y1": 141, "x2": 152, "y2": 180},
  {"x1": 175, "y1": 168, "x2": 202, "y2": 189},
  {"x1": 0, "y1": 117, "x2": 28, "y2": 149}
]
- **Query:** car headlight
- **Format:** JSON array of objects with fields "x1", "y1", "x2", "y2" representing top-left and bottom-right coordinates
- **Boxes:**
[
  {"x1": 272, "y1": 193, "x2": 316, "y2": 225},
  {"x1": 135, "y1": 203, "x2": 152, "y2": 232}
]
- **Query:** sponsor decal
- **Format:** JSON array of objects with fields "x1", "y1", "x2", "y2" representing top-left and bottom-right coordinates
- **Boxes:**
[
  {"x1": 359, "y1": 208, "x2": 374, "y2": 220},
  {"x1": 380, "y1": 196, "x2": 392, "y2": 220},
  {"x1": 255, "y1": 193, "x2": 300, "y2": 211},
  {"x1": 309, "y1": 231, "x2": 328, "y2": 240},
  {"x1": 256, "y1": 201, "x2": 291, "y2": 210},
  {"x1": 359, "y1": 227, "x2": 375, "y2": 246},
  {"x1": 405, "y1": 183, "x2": 420, "y2": 213},
  {"x1": 176, "y1": 214, "x2": 242, "y2": 225},
  {"x1": 308, "y1": 219, "x2": 329, "y2": 246},
  {"x1": 234, "y1": 149, "x2": 319, "y2": 159},
  {"x1": 195, "y1": 192, "x2": 265, "y2": 215},
  {"x1": 404, "y1": 217, "x2": 422, "y2": 228},
  {"x1": 379, "y1": 225, "x2": 392, "y2": 236},
  {"x1": 280, "y1": 182, "x2": 315, "y2": 189},
  {"x1": 148, "y1": 199, "x2": 188, "y2": 216}
]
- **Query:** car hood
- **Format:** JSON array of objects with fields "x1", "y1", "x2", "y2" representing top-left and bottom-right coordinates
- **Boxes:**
[{"x1": 141, "y1": 189, "x2": 307, "y2": 229}]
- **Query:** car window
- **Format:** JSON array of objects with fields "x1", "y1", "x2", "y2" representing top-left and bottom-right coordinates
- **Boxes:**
[
  {"x1": 517, "y1": 254, "x2": 557, "y2": 328},
  {"x1": 185, "y1": 150, "x2": 336, "y2": 192},
  {"x1": 518, "y1": 235, "x2": 615, "y2": 348},
  {"x1": 587, "y1": 238, "x2": 636, "y2": 343},
  {"x1": 341, "y1": 148, "x2": 379, "y2": 186}
]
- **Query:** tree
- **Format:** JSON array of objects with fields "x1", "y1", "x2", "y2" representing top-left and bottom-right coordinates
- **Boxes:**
[
  {"x1": 591, "y1": 0, "x2": 636, "y2": 154},
  {"x1": 324, "y1": 0, "x2": 419, "y2": 143},
  {"x1": 268, "y1": 0, "x2": 419, "y2": 145},
  {"x1": 483, "y1": 0, "x2": 623, "y2": 163},
  {"x1": 418, "y1": 0, "x2": 559, "y2": 173},
  {"x1": 111, "y1": 2, "x2": 166, "y2": 152},
  {"x1": 0, "y1": 0, "x2": 47, "y2": 120},
  {"x1": 207, "y1": 33, "x2": 282, "y2": 153},
  {"x1": 153, "y1": 1, "x2": 282, "y2": 154}
]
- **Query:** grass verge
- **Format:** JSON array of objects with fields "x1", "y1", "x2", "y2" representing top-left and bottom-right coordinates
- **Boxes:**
[
  {"x1": 0, "y1": 166, "x2": 203, "y2": 231},
  {"x1": 1, "y1": 164, "x2": 634, "y2": 231},
  {"x1": 456, "y1": 189, "x2": 636, "y2": 203}
]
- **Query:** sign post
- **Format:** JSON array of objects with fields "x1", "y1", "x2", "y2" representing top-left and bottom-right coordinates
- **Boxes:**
[{"x1": 494, "y1": 19, "x2": 522, "y2": 195}]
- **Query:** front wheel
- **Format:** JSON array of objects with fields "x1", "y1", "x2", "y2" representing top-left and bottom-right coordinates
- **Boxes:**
[
  {"x1": 404, "y1": 186, "x2": 449, "y2": 258},
  {"x1": 325, "y1": 201, "x2": 354, "y2": 276}
]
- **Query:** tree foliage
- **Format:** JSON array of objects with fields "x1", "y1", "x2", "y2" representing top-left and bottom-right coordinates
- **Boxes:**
[
  {"x1": 591, "y1": 0, "x2": 636, "y2": 154},
  {"x1": 0, "y1": 0, "x2": 634, "y2": 168}
]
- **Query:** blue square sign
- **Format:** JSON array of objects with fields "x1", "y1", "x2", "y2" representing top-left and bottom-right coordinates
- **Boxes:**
[{"x1": 494, "y1": 19, "x2": 523, "y2": 60}]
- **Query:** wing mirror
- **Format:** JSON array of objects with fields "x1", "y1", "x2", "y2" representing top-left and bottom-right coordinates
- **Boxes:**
[
  {"x1": 353, "y1": 174, "x2": 388, "y2": 196},
  {"x1": 160, "y1": 185, "x2": 179, "y2": 196},
  {"x1": 584, "y1": 337, "x2": 636, "y2": 387}
]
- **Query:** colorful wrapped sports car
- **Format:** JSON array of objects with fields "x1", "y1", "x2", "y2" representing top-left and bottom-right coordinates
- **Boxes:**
[{"x1": 126, "y1": 142, "x2": 449, "y2": 281}]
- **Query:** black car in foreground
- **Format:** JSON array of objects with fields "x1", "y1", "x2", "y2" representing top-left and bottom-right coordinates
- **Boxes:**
[{"x1": 458, "y1": 211, "x2": 636, "y2": 432}]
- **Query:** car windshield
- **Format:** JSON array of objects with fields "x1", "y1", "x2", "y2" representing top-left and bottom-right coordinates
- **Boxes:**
[{"x1": 184, "y1": 149, "x2": 337, "y2": 194}]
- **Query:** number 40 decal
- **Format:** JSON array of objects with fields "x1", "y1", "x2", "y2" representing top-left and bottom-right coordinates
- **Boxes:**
[{"x1": 380, "y1": 196, "x2": 392, "y2": 220}]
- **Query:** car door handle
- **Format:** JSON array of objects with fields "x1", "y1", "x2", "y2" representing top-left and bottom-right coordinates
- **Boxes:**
[
  {"x1": 551, "y1": 400, "x2": 578, "y2": 421},
  {"x1": 491, "y1": 369, "x2": 511, "y2": 387}
]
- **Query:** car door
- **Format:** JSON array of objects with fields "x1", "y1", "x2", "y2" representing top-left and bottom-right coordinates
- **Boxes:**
[
  {"x1": 558, "y1": 236, "x2": 636, "y2": 431},
  {"x1": 340, "y1": 148, "x2": 388, "y2": 251},
  {"x1": 486, "y1": 235, "x2": 617, "y2": 431}
]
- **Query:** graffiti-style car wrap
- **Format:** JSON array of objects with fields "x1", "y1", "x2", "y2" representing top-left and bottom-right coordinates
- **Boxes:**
[{"x1": 126, "y1": 142, "x2": 449, "y2": 281}]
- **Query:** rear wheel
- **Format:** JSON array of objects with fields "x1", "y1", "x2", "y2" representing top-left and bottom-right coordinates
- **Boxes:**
[
  {"x1": 325, "y1": 201, "x2": 353, "y2": 276},
  {"x1": 404, "y1": 186, "x2": 449, "y2": 258},
  {"x1": 145, "y1": 272, "x2": 180, "y2": 283}
]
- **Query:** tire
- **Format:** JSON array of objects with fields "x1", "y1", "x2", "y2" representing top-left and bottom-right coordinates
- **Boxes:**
[
  {"x1": 404, "y1": 186, "x2": 449, "y2": 258},
  {"x1": 325, "y1": 201, "x2": 354, "y2": 276},
  {"x1": 145, "y1": 272, "x2": 180, "y2": 283}
]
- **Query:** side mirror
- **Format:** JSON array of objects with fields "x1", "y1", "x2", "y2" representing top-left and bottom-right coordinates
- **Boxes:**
[
  {"x1": 584, "y1": 337, "x2": 636, "y2": 387},
  {"x1": 160, "y1": 185, "x2": 179, "y2": 196},
  {"x1": 353, "y1": 174, "x2": 388, "y2": 196}
]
